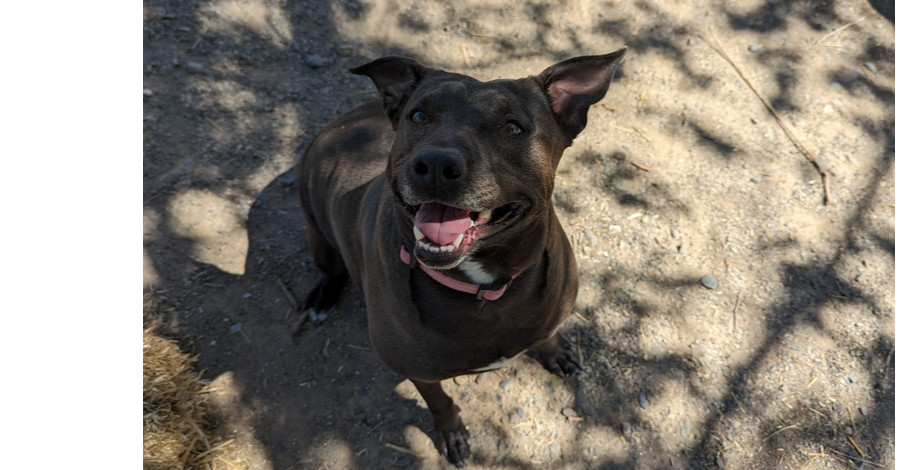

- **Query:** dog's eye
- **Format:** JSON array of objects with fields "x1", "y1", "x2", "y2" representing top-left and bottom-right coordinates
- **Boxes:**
[
  {"x1": 504, "y1": 121, "x2": 523, "y2": 135},
  {"x1": 410, "y1": 110, "x2": 428, "y2": 123}
]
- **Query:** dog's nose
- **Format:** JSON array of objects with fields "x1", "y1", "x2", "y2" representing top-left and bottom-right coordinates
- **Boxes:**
[{"x1": 411, "y1": 149, "x2": 465, "y2": 192}]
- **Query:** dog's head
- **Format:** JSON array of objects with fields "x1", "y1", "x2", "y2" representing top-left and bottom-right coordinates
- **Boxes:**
[{"x1": 351, "y1": 50, "x2": 625, "y2": 271}]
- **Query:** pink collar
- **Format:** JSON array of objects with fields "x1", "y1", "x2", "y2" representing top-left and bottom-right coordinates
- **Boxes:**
[{"x1": 400, "y1": 245, "x2": 516, "y2": 301}]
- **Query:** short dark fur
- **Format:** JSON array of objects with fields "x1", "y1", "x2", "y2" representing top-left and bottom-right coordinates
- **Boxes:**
[{"x1": 298, "y1": 48, "x2": 625, "y2": 467}]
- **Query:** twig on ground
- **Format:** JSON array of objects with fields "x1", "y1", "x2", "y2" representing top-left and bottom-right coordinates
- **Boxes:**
[
  {"x1": 629, "y1": 160, "x2": 651, "y2": 172},
  {"x1": 732, "y1": 289, "x2": 741, "y2": 333},
  {"x1": 460, "y1": 45, "x2": 471, "y2": 68},
  {"x1": 386, "y1": 442, "x2": 422, "y2": 458},
  {"x1": 291, "y1": 311, "x2": 310, "y2": 337},
  {"x1": 576, "y1": 331, "x2": 583, "y2": 366},
  {"x1": 705, "y1": 31, "x2": 832, "y2": 205},
  {"x1": 829, "y1": 448, "x2": 884, "y2": 467},
  {"x1": 730, "y1": 392, "x2": 747, "y2": 414},
  {"x1": 194, "y1": 439, "x2": 235, "y2": 461},
  {"x1": 277, "y1": 278, "x2": 300, "y2": 311},
  {"x1": 633, "y1": 126, "x2": 651, "y2": 142},
  {"x1": 848, "y1": 435, "x2": 866, "y2": 458},
  {"x1": 815, "y1": 18, "x2": 866, "y2": 45},
  {"x1": 762, "y1": 424, "x2": 800, "y2": 441}
]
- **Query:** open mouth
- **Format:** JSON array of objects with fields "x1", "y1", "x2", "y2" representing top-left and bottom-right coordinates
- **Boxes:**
[{"x1": 411, "y1": 201, "x2": 524, "y2": 269}]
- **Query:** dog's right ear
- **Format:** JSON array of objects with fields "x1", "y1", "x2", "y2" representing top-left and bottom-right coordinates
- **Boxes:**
[{"x1": 350, "y1": 57, "x2": 430, "y2": 129}]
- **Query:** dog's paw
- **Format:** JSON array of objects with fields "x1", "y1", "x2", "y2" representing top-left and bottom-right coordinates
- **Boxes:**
[
  {"x1": 536, "y1": 337, "x2": 582, "y2": 377},
  {"x1": 436, "y1": 428, "x2": 471, "y2": 468}
]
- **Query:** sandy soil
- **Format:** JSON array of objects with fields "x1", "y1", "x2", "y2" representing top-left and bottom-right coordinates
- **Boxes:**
[{"x1": 143, "y1": 1, "x2": 895, "y2": 468}]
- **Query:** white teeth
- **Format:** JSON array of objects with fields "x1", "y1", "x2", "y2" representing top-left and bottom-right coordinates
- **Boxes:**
[
  {"x1": 413, "y1": 226, "x2": 425, "y2": 240},
  {"x1": 416, "y1": 233, "x2": 464, "y2": 254},
  {"x1": 452, "y1": 232, "x2": 464, "y2": 248}
]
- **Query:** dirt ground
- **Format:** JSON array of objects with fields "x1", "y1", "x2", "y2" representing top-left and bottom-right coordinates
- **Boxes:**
[{"x1": 143, "y1": 1, "x2": 895, "y2": 468}]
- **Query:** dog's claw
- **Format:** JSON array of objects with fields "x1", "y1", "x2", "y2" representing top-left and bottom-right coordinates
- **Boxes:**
[
  {"x1": 437, "y1": 428, "x2": 470, "y2": 467},
  {"x1": 537, "y1": 335, "x2": 582, "y2": 377}
]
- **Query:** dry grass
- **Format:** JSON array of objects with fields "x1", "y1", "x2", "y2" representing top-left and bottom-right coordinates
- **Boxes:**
[{"x1": 144, "y1": 294, "x2": 238, "y2": 470}]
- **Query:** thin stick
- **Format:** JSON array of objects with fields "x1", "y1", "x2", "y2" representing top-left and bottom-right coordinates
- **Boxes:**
[
  {"x1": 194, "y1": 439, "x2": 235, "y2": 461},
  {"x1": 731, "y1": 392, "x2": 747, "y2": 414},
  {"x1": 829, "y1": 448, "x2": 884, "y2": 467},
  {"x1": 277, "y1": 279, "x2": 300, "y2": 311},
  {"x1": 576, "y1": 331, "x2": 583, "y2": 366},
  {"x1": 706, "y1": 31, "x2": 832, "y2": 205},
  {"x1": 460, "y1": 46, "x2": 471, "y2": 68},
  {"x1": 385, "y1": 442, "x2": 421, "y2": 458},
  {"x1": 633, "y1": 126, "x2": 651, "y2": 143},
  {"x1": 762, "y1": 424, "x2": 800, "y2": 441},
  {"x1": 629, "y1": 160, "x2": 651, "y2": 172},
  {"x1": 848, "y1": 435, "x2": 866, "y2": 458},
  {"x1": 215, "y1": 456, "x2": 244, "y2": 470},
  {"x1": 732, "y1": 289, "x2": 742, "y2": 332},
  {"x1": 815, "y1": 18, "x2": 866, "y2": 45},
  {"x1": 291, "y1": 311, "x2": 310, "y2": 337},
  {"x1": 180, "y1": 436, "x2": 198, "y2": 467}
]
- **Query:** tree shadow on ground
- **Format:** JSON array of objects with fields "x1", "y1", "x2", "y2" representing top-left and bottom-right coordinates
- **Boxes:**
[{"x1": 144, "y1": 1, "x2": 894, "y2": 468}]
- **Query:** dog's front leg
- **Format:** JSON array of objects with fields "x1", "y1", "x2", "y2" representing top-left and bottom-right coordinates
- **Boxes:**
[{"x1": 411, "y1": 379, "x2": 470, "y2": 467}]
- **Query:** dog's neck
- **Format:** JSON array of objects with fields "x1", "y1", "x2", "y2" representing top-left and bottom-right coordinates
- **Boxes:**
[{"x1": 458, "y1": 260, "x2": 496, "y2": 285}]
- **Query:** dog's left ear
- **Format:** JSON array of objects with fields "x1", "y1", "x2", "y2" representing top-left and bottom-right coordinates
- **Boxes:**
[
  {"x1": 538, "y1": 47, "x2": 627, "y2": 140},
  {"x1": 350, "y1": 57, "x2": 433, "y2": 129}
]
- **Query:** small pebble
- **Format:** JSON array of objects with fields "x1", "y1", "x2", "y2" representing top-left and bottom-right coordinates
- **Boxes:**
[
  {"x1": 681, "y1": 420, "x2": 691, "y2": 437},
  {"x1": 717, "y1": 455, "x2": 725, "y2": 468},
  {"x1": 475, "y1": 373, "x2": 486, "y2": 384},
  {"x1": 499, "y1": 379, "x2": 511, "y2": 391},
  {"x1": 584, "y1": 230, "x2": 598, "y2": 247},
  {"x1": 638, "y1": 392, "x2": 648, "y2": 409},
  {"x1": 750, "y1": 176, "x2": 761, "y2": 183},
  {"x1": 848, "y1": 372, "x2": 858, "y2": 383},
  {"x1": 549, "y1": 443, "x2": 561, "y2": 458},
  {"x1": 337, "y1": 44, "x2": 355, "y2": 57},
  {"x1": 830, "y1": 81, "x2": 844, "y2": 90},
  {"x1": 171, "y1": 56, "x2": 180, "y2": 67},
  {"x1": 864, "y1": 62, "x2": 877, "y2": 73},
  {"x1": 516, "y1": 407, "x2": 526, "y2": 419},
  {"x1": 229, "y1": 323, "x2": 242, "y2": 334},
  {"x1": 185, "y1": 61, "x2": 204, "y2": 74},
  {"x1": 700, "y1": 273, "x2": 719, "y2": 290},
  {"x1": 143, "y1": 88, "x2": 153, "y2": 97},
  {"x1": 243, "y1": 292, "x2": 252, "y2": 299},
  {"x1": 845, "y1": 426, "x2": 853, "y2": 436},
  {"x1": 622, "y1": 422, "x2": 631, "y2": 434},
  {"x1": 305, "y1": 54, "x2": 326, "y2": 69},
  {"x1": 859, "y1": 406, "x2": 868, "y2": 416},
  {"x1": 823, "y1": 104, "x2": 834, "y2": 113},
  {"x1": 748, "y1": 43, "x2": 761, "y2": 53}
]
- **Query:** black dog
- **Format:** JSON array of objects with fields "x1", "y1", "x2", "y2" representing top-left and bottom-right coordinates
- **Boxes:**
[{"x1": 298, "y1": 48, "x2": 626, "y2": 466}]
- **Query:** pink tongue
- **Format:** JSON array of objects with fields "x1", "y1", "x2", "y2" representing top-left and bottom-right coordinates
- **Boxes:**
[{"x1": 414, "y1": 203, "x2": 471, "y2": 246}]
